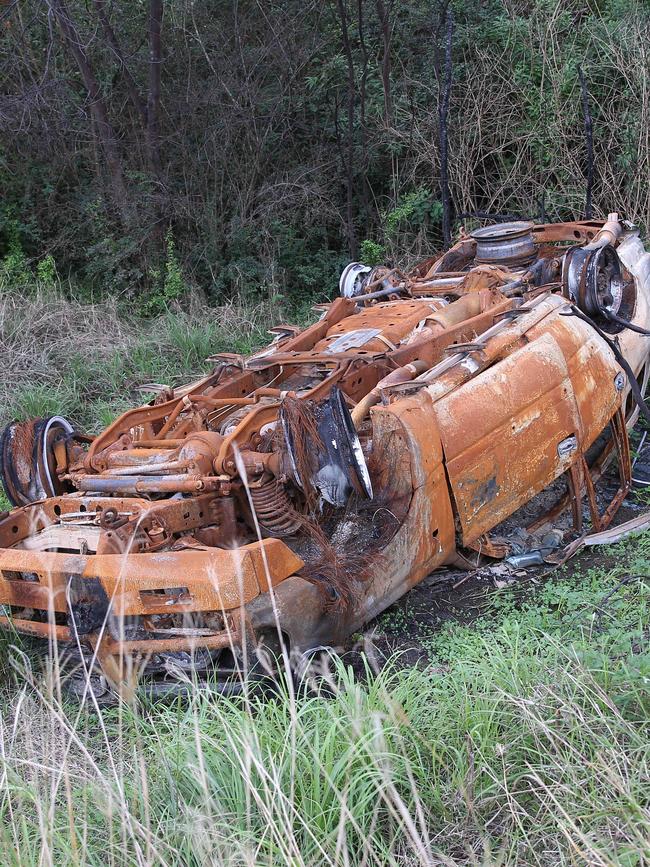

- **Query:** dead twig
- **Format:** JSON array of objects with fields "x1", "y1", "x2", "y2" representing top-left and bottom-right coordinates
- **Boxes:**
[
  {"x1": 593, "y1": 575, "x2": 645, "y2": 617},
  {"x1": 578, "y1": 65, "x2": 594, "y2": 220}
]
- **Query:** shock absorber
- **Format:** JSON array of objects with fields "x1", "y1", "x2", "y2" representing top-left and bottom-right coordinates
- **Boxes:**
[{"x1": 249, "y1": 478, "x2": 304, "y2": 537}]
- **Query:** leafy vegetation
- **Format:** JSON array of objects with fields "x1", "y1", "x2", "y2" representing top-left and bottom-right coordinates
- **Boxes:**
[{"x1": 0, "y1": 1, "x2": 648, "y2": 305}]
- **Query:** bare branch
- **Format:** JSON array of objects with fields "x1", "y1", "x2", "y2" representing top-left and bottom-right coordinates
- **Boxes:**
[
  {"x1": 333, "y1": 0, "x2": 357, "y2": 257},
  {"x1": 146, "y1": 0, "x2": 163, "y2": 177},
  {"x1": 375, "y1": 0, "x2": 393, "y2": 128},
  {"x1": 91, "y1": 0, "x2": 147, "y2": 126},
  {"x1": 439, "y1": 5, "x2": 453, "y2": 246},
  {"x1": 578, "y1": 65, "x2": 594, "y2": 220}
]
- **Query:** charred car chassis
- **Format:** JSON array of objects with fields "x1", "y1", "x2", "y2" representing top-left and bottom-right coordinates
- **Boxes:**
[{"x1": 1, "y1": 214, "x2": 649, "y2": 699}]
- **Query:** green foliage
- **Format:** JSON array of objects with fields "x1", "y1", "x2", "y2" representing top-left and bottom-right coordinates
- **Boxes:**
[
  {"x1": 35, "y1": 254, "x2": 57, "y2": 286},
  {"x1": 0, "y1": 221, "x2": 57, "y2": 291},
  {"x1": 80, "y1": 233, "x2": 144, "y2": 300},
  {"x1": 141, "y1": 229, "x2": 187, "y2": 315},
  {"x1": 88, "y1": 398, "x2": 134, "y2": 431},
  {"x1": 162, "y1": 231, "x2": 186, "y2": 302},
  {"x1": 0, "y1": 214, "x2": 31, "y2": 288},
  {"x1": 0, "y1": 248, "x2": 30, "y2": 288},
  {"x1": 359, "y1": 238, "x2": 385, "y2": 265},
  {"x1": 206, "y1": 223, "x2": 348, "y2": 305},
  {"x1": 380, "y1": 538, "x2": 650, "y2": 721},
  {"x1": 9, "y1": 382, "x2": 79, "y2": 422},
  {"x1": 1, "y1": 0, "x2": 648, "y2": 300},
  {"x1": 383, "y1": 188, "x2": 443, "y2": 238}
]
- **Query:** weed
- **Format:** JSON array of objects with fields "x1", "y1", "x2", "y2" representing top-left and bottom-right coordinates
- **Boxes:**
[
  {"x1": 9, "y1": 382, "x2": 79, "y2": 421},
  {"x1": 359, "y1": 239, "x2": 385, "y2": 265},
  {"x1": 36, "y1": 254, "x2": 57, "y2": 286},
  {"x1": 142, "y1": 230, "x2": 187, "y2": 315}
]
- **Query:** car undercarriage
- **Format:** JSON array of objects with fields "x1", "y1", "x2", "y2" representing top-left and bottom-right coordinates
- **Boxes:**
[{"x1": 1, "y1": 213, "x2": 649, "y2": 701}]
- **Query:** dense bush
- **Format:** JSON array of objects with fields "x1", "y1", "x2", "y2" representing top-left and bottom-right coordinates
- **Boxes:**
[{"x1": 0, "y1": 0, "x2": 648, "y2": 307}]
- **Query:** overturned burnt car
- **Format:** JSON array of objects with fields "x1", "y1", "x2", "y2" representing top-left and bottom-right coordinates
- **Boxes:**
[{"x1": 1, "y1": 213, "x2": 649, "y2": 699}]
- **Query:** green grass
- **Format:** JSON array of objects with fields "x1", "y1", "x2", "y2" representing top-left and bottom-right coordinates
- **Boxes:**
[{"x1": 0, "y1": 537, "x2": 647, "y2": 866}]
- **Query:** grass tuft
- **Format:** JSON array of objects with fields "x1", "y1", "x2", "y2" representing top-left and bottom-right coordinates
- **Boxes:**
[
  {"x1": 0, "y1": 539, "x2": 647, "y2": 865},
  {"x1": 0, "y1": 287, "x2": 277, "y2": 433}
]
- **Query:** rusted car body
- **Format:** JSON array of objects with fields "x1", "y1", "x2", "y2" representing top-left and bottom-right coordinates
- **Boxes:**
[{"x1": 1, "y1": 214, "x2": 649, "y2": 698}]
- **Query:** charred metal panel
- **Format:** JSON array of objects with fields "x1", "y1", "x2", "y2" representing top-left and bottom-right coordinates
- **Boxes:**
[
  {"x1": 314, "y1": 299, "x2": 447, "y2": 355},
  {"x1": 435, "y1": 332, "x2": 584, "y2": 544},
  {"x1": 527, "y1": 314, "x2": 622, "y2": 450},
  {"x1": 67, "y1": 575, "x2": 110, "y2": 635},
  {"x1": 0, "y1": 537, "x2": 304, "y2": 618},
  {"x1": 352, "y1": 398, "x2": 455, "y2": 628}
]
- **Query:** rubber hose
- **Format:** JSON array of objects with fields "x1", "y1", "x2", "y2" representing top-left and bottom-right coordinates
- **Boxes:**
[{"x1": 601, "y1": 309, "x2": 650, "y2": 336}]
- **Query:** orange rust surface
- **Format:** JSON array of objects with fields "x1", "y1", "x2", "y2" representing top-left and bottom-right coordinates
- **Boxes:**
[
  {"x1": 0, "y1": 537, "x2": 303, "y2": 617},
  {"x1": 0, "y1": 616, "x2": 71, "y2": 641},
  {"x1": 313, "y1": 299, "x2": 447, "y2": 354},
  {"x1": 100, "y1": 629, "x2": 240, "y2": 655},
  {"x1": 432, "y1": 313, "x2": 622, "y2": 545},
  {"x1": 351, "y1": 396, "x2": 456, "y2": 628}
]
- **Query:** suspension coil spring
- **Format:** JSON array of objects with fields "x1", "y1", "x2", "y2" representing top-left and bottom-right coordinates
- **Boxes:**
[{"x1": 250, "y1": 479, "x2": 303, "y2": 537}]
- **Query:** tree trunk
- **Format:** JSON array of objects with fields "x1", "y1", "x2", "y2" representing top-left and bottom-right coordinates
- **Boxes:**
[
  {"x1": 147, "y1": 0, "x2": 164, "y2": 178},
  {"x1": 334, "y1": 0, "x2": 357, "y2": 258},
  {"x1": 357, "y1": 0, "x2": 370, "y2": 227},
  {"x1": 375, "y1": 0, "x2": 393, "y2": 128},
  {"x1": 46, "y1": 0, "x2": 130, "y2": 223},
  {"x1": 578, "y1": 65, "x2": 594, "y2": 220},
  {"x1": 92, "y1": 0, "x2": 148, "y2": 128},
  {"x1": 438, "y1": 6, "x2": 453, "y2": 247}
]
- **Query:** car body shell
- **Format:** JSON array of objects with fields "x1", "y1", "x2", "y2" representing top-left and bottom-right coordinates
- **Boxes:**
[{"x1": 1, "y1": 217, "x2": 649, "y2": 696}]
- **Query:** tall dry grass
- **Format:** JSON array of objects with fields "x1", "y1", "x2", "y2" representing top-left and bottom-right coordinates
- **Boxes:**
[
  {"x1": 0, "y1": 287, "x2": 278, "y2": 432},
  {"x1": 0, "y1": 624, "x2": 647, "y2": 866},
  {"x1": 0, "y1": 535, "x2": 648, "y2": 865}
]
